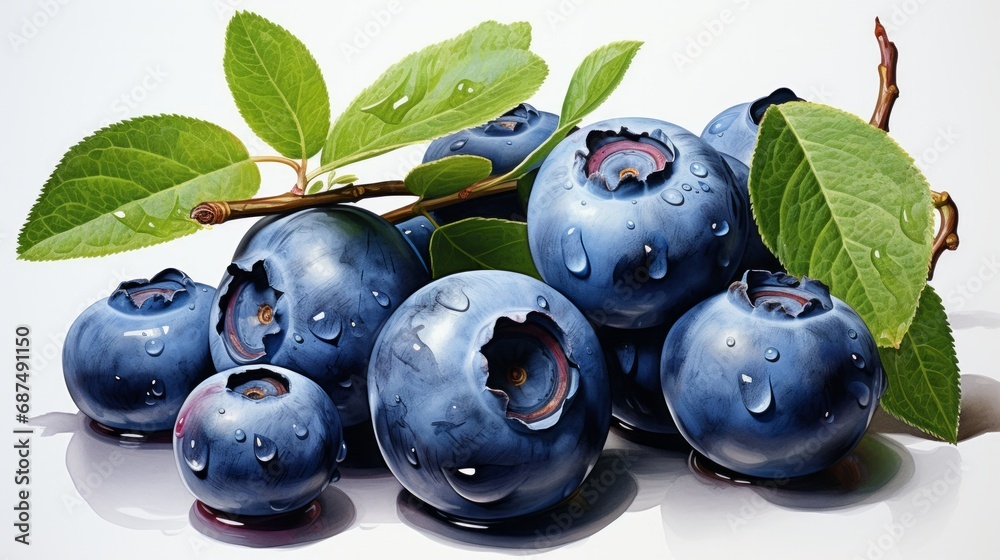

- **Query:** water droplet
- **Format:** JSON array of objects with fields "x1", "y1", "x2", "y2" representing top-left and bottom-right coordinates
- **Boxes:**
[
  {"x1": 848, "y1": 329, "x2": 858, "y2": 340},
  {"x1": 372, "y1": 290, "x2": 391, "y2": 308},
  {"x1": 849, "y1": 381, "x2": 871, "y2": 408},
  {"x1": 184, "y1": 437, "x2": 209, "y2": 473},
  {"x1": 739, "y1": 372, "x2": 773, "y2": 415},
  {"x1": 563, "y1": 180, "x2": 573, "y2": 190},
  {"x1": 449, "y1": 138, "x2": 468, "y2": 151},
  {"x1": 435, "y1": 286, "x2": 470, "y2": 312},
  {"x1": 293, "y1": 424, "x2": 308, "y2": 439},
  {"x1": 645, "y1": 231, "x2": 669, "y2": 280},
  {"x1": 631, "y1": 200, "x2": 638, "y2": 205},
  {"x1": 145, "y1": 392, "x2": 156, "y2": 406},
  {"x1": 293, "y1": 333, "x2": 304, "y2": 343},
  {"x1": 505, "y1": 140, "x2": 513, "y2": 145},
  {"x1": 349, "y1": 316, "x2": 364, "y2": 337},
  {"x1": 149, "y1": 379, "x2": 164, "y2": 397},
  {"x1": 682, "y1": 183, "x2": 693, "y2": 191},
  {"x1": 661, "y1": 188, "x2": 684, "y2": 205},
  {"x1": 764, "y1": 347, "x2": 780, "y2": 362},
  {"x1": 218, "y1": 408, "x2": 225, "y2": 414},
  {"x1": 586, "y1": 346, "x2": 593, "y2": 355},
  {"x1": 406, "y1": 446, "x2": 420, "y2": 467},
  {"x1": 536, "y1": 296, "x2": 549, "y2": 309},
  {"x1": 900, "y1": 202, "x2": 927, "y2": 243},
  {"x1": 851, "y1": 353, "x2": 867, "y2": 369},
  {"x1": 562, "y1": 227, "x2": 591, "y2": 278},
  {"x1": 188, "y1": 304, "x2": 196, "y2": 311},
  {"x1": 234, "y1": 429, "x2": 246, "y2": 442},
  {"x1": 338, "y1": 378, "x2": 353, "y2": 388},
  {"x1": 580, "y1": 200, "x2": 587, "y2": 206},
  {"x1": 726, "y1": 337, "x2": 736, "y2": 347},
  {"x1": 254, "y1": 434, "x2": 278, "y2": 463},
  {"x1": 337, "y1": 441, "x2": 348, "y2": 462},
  {"x1": 698, "y1": 181, "x2": 712, "y2": 193},
  {"x1": 394, "y1": 394, "x2": 402, "y2": 404},
  {"x1": 145, "y1": 339, "x2": 164, "y2": 357},
  {"x1": 626, "y1": 220, "x2": 635, "y2": 230},
  {"x1": 690, "y1": 162, "x2": 708, "y2": 177},
  {"x1": 309, "y1": 311, "x2": 342, "y2": 343},
  {"x1": 711, "y1": 220, "x2": 730, "y2": 236},
  {"x1": 824, "y1": 411, "x2": 835, "y2": 423},
  {"x1": 330, "y1": 468, "x2": 341, "y2": 483}
]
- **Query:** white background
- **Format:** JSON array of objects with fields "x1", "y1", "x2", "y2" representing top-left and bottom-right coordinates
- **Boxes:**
[{"x1": 3, "y1": 0, "x2": 1000, "y2": 558}]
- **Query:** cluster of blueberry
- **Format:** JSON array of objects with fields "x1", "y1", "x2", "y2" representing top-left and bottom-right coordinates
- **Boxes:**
[{"x1": 62, "y1": 90, "x2": 886, "y2": 527}]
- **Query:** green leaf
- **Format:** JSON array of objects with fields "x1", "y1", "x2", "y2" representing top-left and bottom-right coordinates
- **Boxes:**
[
  {"x1": 306, "y1": 180, "x2": 324, "y2": 195},
  {"x1": 17, "y1": 115, "x2": 259, "y2": 261},
  {"x1": 482, "y1": 119, "x2": 580, "y2": 189},
  {"x1": 429, "y1": 218, "x2": 541, "y2": 279},
  {"x1": 224, "y1": 11, "x2": 330, "y2": 159},
  {"x1": 560, "y1": 40, "x2": 642, "y2": 123},
  {"x1": 878, "y1": 286, "x2": 960, "y2": 443},
  {"x1": 322, "y1": 21, "x2": 548, "y2": 169},
  {"x1": 404, "y1": 155, "x2": 492, "y2": 199},
  {"x1": 516, "y1": 168, "x2": 539, "y2": 209},
  {"x1": 749, "y1": 103, "x2": 934, "y2": 348}
]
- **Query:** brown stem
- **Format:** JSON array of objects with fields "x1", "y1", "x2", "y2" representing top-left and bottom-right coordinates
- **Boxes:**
[
  {"x1": 928, "y1": 191, "x2": 960, "y2": 280},
  {"x1": 381, "y1": 180, "x2": 518, "y2": 223},
  {"x1": 869, "y1": 17, "x2": 899, "y2": 132},
  {"x1": 189, "y1": 181, "x2": 411, "y2": 225}
]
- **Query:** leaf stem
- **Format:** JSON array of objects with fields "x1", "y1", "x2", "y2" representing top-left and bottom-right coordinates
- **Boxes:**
[{"x1": 869, "y1": 17, "x2": 899, "y2": 132}]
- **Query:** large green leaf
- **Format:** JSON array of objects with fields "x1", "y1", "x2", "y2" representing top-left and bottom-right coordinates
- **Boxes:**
[
  {"x1": 322, "y1": 21, "x2": 547, "y2": 169},
  {"x1": 750, "y1": 103, "x2": 934, "y2": 348},
  {"x1": 404, "y1": 155, "x2": 492, "y2": 199},
  {"x1": 429, "y1": 218, "x2": 541, "y2": 279},
  {"x1": 17, "y1": 115, "x2": 259, "y2": 261},
  {"x1": 224, "y1": 11, "x2": 330, "y2": 159},
  {"x1": 878, "y1": 286, "x2": 961, "y2": 443},
  {"x1": 560, "y1": 40, "x2": 642, "y2": 123}
]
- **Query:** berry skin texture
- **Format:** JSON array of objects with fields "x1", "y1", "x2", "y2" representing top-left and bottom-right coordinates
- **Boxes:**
[
  {"x1": 660, "y1": 271, "x2": 886, "y2": 479},
  {"x1": 699, "y1": 87, "x2": 801, "y2": 167},
  {"x1": 173, "y1": 365, "x2": 345, "y2": 516},
  {"x1": 368, "y1": 270, "x2": 610, "y2": 521},
  {"x1": 528, "y1": 118, "x2": 749, "y2": 329},
  {"x1": 423, "y1": 103, "x2": 559, "y2": 175},
  {"x1": 63, "y1": 268, "x2": 216, "y2": 432},
  {"x1": 209, "y1": 206, "x2": 429, "y2": 427},
  {"x1": 599, "y1": 326, "x2": 677, "y2": 435}
]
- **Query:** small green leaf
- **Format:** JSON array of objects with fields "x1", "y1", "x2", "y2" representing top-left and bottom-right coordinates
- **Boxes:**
[
  {"x1": 322, "y1": 21, "x2": 547, "y2": 169},
  {"x1": 17, "y1": 115, "x2": 259, "y2": 261},
  {"x1": 306, "y1": 180, "x2": 324, "y2": 195},
  {"x1": 560, "y1": 40, "x2": 642, "y2": 123},
  {"x1": 225, "y1": 11, "x2": 330, "y2": 159},
  {"x1": 404, "y1": 155, "x2": 492, "y2": 199},
  {"x1": 483, "y1": 119, "x2": 580, "y2": 188},
  {"x1": 878, "y1": 286, "x2": 960, "y2": 443},
  {"x1": 429, "y1": 218, "x2": 541, "y2": 279},
  {"x1": 750, "y1": 103, "x2": 934, "y2": 348}
]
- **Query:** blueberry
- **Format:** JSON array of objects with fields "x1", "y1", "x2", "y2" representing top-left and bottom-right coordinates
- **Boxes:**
[
  {"x1": 721, "y1": 154, "x2": 782, "y2": 274},
  {"x1": 395, "y1": 214, "x2": 435, "y2": 269},
  {"x1": 700, "y1": 87, "x2": 801, "y2": 167},
  {"x1": 368, "y1": 270, "x2": 610, "y2": 521},
  {"x1": 423, "y1": 103, "x2": 559, "y2": 175},
  {"x1": 62, "y1": 268, "x2": 216, "y2": 433},
  {"x1": 527, "y1": 118, "x2": 749, "y2": 329},
  {"x1": 209, "y1": 206, "x2": 429, "y2": 427},
  {"x1": 598, "y1": 326, "x2": 677, "y2": 435},
  {"x1": 173, "y1": 365, "x2": 345, "y2": 516},
  {"x1": 660, "y1": 271, "x2": 886, "y2": 478}
]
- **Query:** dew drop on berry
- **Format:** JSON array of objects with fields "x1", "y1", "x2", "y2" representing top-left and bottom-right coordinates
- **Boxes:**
[
  {"x1": 848, "y1": 329, "x2": 858, "y2": 340},
  {"x1": 145, "y1": 339, "x2": 164, "y2": 357},
  {"x1": 330, "y1": 468, "x2": 341, "y2": 483},
  {"x1": 188, "y1": 304, "x2": 196, "y2": 311},
  {"x1": 562, "y1": 227, "x2": 591, "y2": 278},
  {"x1": 506, "y1": 140, "x2": 513, "y2": 145},
  {"x1": 690, "y1": 162, "x2": 708, "y2": 177},
  {"x1": 848, "y1": 381, "x2": 871, "y2": 408},
  {"x1": 337, "y1": 441, "x2": 348, "y2": 463},
  {"x1": 394, "y1": 395, "x2": 402, "y2": 404},
  {"x1": 824, "y1": 411, "x2": 835, "y2": 423},
  {"x1": 851, "y1": 353, "x2": 867, "y2": 369},
  {"x1": 372, "y1": 290, "x2": 391, "y2": 308},
  {"x1": 738, "y1": 372, "x2": 773, "y2": 415},
  {"x1": 563, "y1": 180, "x2": 573, "y2": 190},
  {"x1": 661, "y1": 188, "x2": 684, "y2": 205},
  {"x1": 234, "y1": 429, "x2": 246, "y2": 442},
  {"x1": 726, "y1": 337, "x2": 736, "y2": 347},
  {"x1": 406, "y1": 446, "x2": 420, "y2": 468},
  {"x1": 682, "y1": 183, "x2": 693, "y2": 191},
  {"x1": 293, "y1": 333, "x2": 304, "y2": 343},
  {"x1": 293, "y1": 423, "x2": 308, "y2": 439},
  {"x1": 764, "y1": 347, "x2": 779, "y2": 362},
  {"x1": 699, "y1": 181, "x2": 712, "y2": 193},
  {"x1": 218, "y1": 408, "x2": 225, "y2": 414},
  {"x1": 645, "y1": 231, "x2": 670, "y2": 280},
  {"x1": 145, "y1": 392, "x2": 156, "y2": 406},
  {"x1": 626, "y1": 220, "x2": 636, "y2": 230},
  {"x1": 254, "y1": 434, "x2": 278, "y2": 463},
  {"x1": 536, "y1": 296, "x2": 548, "y2": 309},
  {"x1": 449, "y1": 139, "x2": 467, "y2": 151},
  {"x1": 149, "y1": 379, "x2": 164, "y2": 397},
  {"x1": 309, "y1": 311, "x2": 342, "y2": 343},
  {"x1": 184, "y1": 437, "x2": 209, "y2": 473},
  {"x1": 711, "y1": 220, "x2": 730, "y2": 236},
  {"x1": 435, "y1": 285, "x2": 470, "y2": 312}
]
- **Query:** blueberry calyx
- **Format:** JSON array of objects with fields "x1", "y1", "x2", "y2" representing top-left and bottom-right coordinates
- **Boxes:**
[
  {"x1": 481, "y1": 313, "x2": 579, "y2": 431},
  {"x1": 749, "y1": 87, "x2": 802, "y2": 125},
  {"x1": 729, "y1": 270, "x2": 833, "y2": 318},
  {"x1": 217, "y1": 260, "x2": 285, "y2": 363},
  {"x1": 109, "y1": 267, "x2": 194, "y2": 311},
  {"x1": 227, "y1": 369, "x2": 290, "y2": 400},
  {"x1": 481, "y1": 103, "x2": 541, "y2": 136},
  {"x1": 578, "y1": 127, "x2": 676, "y2": 193}
]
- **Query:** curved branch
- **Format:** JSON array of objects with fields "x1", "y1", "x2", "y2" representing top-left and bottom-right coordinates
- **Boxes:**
[{"x1": 869, "y1": 17, "x2": 899, "y2": 132}]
